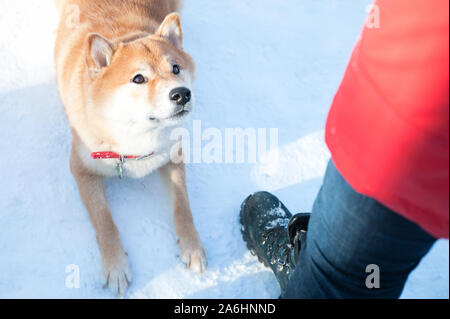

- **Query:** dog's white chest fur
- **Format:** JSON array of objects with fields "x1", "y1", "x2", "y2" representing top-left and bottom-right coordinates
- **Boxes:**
[{"x1": 121, "y1": 147, "x2": 173, "y2": 178}]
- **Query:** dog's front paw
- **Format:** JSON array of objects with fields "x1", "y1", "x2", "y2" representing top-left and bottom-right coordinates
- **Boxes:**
[
  {"x1": 102, "y1": 248, "x2": 131, "y2": 298},
  {"x1": 178, "y1": 235, "x2": 207, "y2": 274}
]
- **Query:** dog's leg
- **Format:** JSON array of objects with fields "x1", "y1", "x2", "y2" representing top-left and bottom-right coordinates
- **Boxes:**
[
  {"x1": 70, "y1": 149, "x2": 131, "y2": 297},
  {"x1": 159, "y1": 155, "x2": 207, "y2": 273}
]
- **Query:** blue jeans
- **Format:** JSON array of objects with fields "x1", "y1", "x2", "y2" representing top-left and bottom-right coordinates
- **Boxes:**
[{"x1": 283, "y1": 160, "x2": 436, "y2": 298}]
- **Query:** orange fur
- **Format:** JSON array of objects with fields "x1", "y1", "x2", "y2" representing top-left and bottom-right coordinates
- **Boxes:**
[{"x1": 55, "y1": 0, "x2": 205, "y2": 297}]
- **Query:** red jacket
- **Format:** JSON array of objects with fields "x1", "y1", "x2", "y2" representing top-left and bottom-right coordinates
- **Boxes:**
[{"x1": 326, "y1": 0, "x2": 449, "y2": 238}]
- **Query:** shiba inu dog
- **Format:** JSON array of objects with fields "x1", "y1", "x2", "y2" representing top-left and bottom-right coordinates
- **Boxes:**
[{"x1": 54, "y1": 0, "x2": 206, "y2": 296}]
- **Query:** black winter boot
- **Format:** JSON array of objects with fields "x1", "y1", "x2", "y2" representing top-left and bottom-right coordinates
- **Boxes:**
[{"x1": 240, "y1": 191, "x2": 310, "y2": 292}]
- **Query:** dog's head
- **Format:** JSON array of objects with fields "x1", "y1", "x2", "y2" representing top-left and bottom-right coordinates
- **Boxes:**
[{"x1": 84, "y1": 13, "x2": 195, "y2": 152}]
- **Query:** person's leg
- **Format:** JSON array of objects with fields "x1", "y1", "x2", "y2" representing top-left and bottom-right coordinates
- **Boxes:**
[{"x1": 283, "y1": 160, "x2": 437, "y2": 298}]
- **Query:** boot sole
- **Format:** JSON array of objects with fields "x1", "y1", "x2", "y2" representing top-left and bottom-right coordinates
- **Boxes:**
[{"x1": 239, "y1": 197, "x2": 271, "y2": 269}]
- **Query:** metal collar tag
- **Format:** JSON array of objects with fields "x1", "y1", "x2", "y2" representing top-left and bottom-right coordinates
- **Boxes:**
[{"x1": 116, "y1": 155, "x2": 125, "y2": 179}]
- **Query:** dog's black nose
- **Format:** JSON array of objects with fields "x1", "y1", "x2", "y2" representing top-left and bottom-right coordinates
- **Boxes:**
[{"x1": 170, "y1": 87, "x2": 191, "y2": 106}]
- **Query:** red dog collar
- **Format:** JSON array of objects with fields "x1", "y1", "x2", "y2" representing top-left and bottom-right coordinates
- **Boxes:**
[
  {"x1": 90, "y1": 151, "x2": 154, "y2": 179},
  {"x1": 92, "y1": 152, "x2": 139, "y2": 160},
  {"x1": 91, "y1": 151, "x2": 154, "y2": 161}
]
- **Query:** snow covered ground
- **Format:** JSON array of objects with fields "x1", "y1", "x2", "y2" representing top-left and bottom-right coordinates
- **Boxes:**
[{"x1": 0, "y1": 0, "x2": 448, "y2": 299}]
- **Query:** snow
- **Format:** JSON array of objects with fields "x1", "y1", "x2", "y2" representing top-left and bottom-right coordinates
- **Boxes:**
[{"x1": 0, "y1": 0, "x2": 448, "y2": 299}]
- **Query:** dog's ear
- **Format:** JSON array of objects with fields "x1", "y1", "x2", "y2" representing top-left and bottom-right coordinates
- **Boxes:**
[
  {"x1": 156, "y1": 13, "x2": 183, "y2": 49},
  {"x1": 86, "y1": 33, "x2": 115, "y2": 77}
]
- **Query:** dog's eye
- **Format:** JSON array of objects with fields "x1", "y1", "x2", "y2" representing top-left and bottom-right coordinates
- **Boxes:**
[
  {"x1": 132, "y1": 74, "x2": 146, "y2": 84},
  {"x1": 172, "y1": 64, "x2": 181, "y2": 75}
]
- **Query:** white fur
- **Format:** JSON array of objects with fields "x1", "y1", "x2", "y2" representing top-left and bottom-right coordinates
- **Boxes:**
[{"x1": 80, "y1": 63, "x2": 193, "y2": 179}]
